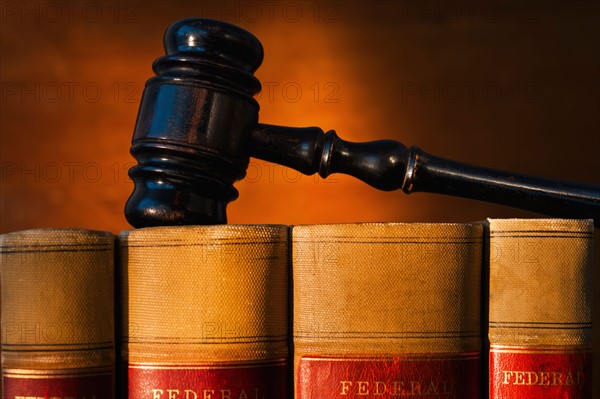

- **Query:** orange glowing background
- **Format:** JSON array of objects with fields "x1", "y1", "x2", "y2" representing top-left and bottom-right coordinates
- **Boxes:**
[
  {"x1": 1, "y1": 1, "x2": 600, "y2": 392},
  {"x1": 1, "y1": 0, "x2": 599, "y2": 232}
]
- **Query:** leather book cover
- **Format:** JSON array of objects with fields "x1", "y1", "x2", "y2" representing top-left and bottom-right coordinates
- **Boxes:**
[
  {"x1": 1, "y1": 228, "x2": 115, "y2": 398},
  {"x1": 119, "y1": 224, "x2": 289, "y2": 398},
  {"x1": 292, "y1": 222, "x2": 483, "y2": 398},
  {"x1": 487, "y1": 218, "x2": 593, "y2": 398}
]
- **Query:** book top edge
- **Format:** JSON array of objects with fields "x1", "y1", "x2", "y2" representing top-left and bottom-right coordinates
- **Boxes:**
[
  {"x1": 292, "y1": 221, "x2": 483, "y2": 228},
  {"x1": 0, "y1": 228, "x2": 114, "y2": 247},
  {"x1": 486, "y1": 218, "x2": 594, "y2": 233},
  {"x1": 119, "y1": 224, "x2": 290, "y2": 243},
  {"x1": 120, "y1": 223, "x2": 289, "y2": 232},
  {"x1": 0, "y1": 227, "x2": 113, "y2": 236},
  {"x1": 291, "y1": 222, "x2": 483, "y2": 239}
]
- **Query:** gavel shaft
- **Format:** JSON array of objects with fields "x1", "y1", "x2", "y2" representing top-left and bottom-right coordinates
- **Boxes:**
[
  {"x1": 125, "y1": 18, "x2": 600, "y2": 228},
  {"x1": 250, "y1": 124, "x2": 600, "y2": 226}
]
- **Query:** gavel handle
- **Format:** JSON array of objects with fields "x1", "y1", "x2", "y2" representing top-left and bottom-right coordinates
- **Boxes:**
[{"x1": 250, "y1": 123, "x2": 600, "y2": 226}]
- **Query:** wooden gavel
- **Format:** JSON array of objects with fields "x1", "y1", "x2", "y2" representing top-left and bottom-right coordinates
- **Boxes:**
[{"x1": 124, "y1": 18, "x2": 600, "y2": 227}]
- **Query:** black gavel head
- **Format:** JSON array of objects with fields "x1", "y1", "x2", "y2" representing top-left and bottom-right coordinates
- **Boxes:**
[{"x1": 125, "y1": 18, "x2": 264, "y2": 227}]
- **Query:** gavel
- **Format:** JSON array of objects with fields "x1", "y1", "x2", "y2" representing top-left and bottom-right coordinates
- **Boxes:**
[{"x1": 125, "y1": 18, "x2": 600, "y2": 228}]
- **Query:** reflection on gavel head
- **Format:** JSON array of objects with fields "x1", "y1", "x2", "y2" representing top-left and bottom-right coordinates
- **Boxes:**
[
  {"x1": 125, "y1": 18, "x2": 266, "y2": 227},
  {"x1": 126, "y1": 18, "x2": 600, "y2": 228}
]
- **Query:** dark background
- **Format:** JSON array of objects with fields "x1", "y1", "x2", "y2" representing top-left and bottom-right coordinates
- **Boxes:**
[
  {"x1": 1, "y1": 0, "x2": 599, "y2": 391},
  {"x1": 2, "y1": 1, "x2": 598, "y2": 231}
]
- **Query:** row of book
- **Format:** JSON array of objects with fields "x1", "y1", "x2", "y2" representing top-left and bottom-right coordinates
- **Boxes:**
[{"x1": 0, "y1": 218, "x2": 593, "y2": 398}]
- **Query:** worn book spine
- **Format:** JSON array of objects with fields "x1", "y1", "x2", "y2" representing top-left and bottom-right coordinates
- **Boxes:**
[
  {"x1": 119, "y1": 225, "x2": 289, "y2": 398},
  {"x1": 1, "y1": 228, "x2": 115, "y2": 398},
  {"x1": 487, "y1": 218, "x2": 593, "y2": 398},
  {"x1": 292, "y1": 223, "x2": 483, "y2": 398}
]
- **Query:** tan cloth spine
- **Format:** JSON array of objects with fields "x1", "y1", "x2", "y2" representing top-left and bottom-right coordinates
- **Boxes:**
[
  {"x1": 292, "y1": 223, "x2": 483, "y2": 376},
  {"x1": 1, "y1": 228, "x2": 115, "y2": 373},
  {"x1": 488, "y1": 218, "x2": 593, "y2": 348},
  {"x1": 119, "y1": 224, "x2": 289, "y2": 364}
]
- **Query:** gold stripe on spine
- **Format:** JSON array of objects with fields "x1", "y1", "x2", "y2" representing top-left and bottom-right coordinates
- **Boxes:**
[
  {"x1": 3, "y1": 367, "x2": 113, "y2": 379},
  {"x1": 490, "y1": 346, "x2": 592, "y2": 355},
  {"x1": 128, "y1": 358, "x2": 287, "y2": 370},
  {"x1": 292, "y1": 223, "x2": 483, "y2": 387},
  {"x1": 487, "y1": 219, "x2": 593, "y2": 348},
  {"x1": 0, "y1": 228, "x2": 115, "y2": 372},
  {"x1": 119, "y1": 225, "x2": 289, "y2": 364},
  {"x1": 300, "y1": 353, "x2": 482, "y2": 362}
]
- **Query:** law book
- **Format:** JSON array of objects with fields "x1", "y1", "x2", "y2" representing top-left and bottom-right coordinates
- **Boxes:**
[
  {"x1": 487, "y1": 218, "x2": 593, "y2": 398},
  {"x1": 292, "y1": 222, "x2": 483, "y2": 398},
  {"x1": 0, "y1": 228, "x2": 115, "y2": 398},
  {"x1": 119, "y1": 225, "x2": 289, "y2": 398}
]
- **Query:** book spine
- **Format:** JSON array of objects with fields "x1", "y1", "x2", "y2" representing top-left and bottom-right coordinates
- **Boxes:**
[
  {"x1": 119, "y1": 225, "x2": 289, "y2": 398},
  {"x1": 487, "y1": 218, "x2": 593, "y2": 398},
  {"x1": 0, "y1": 228, "x2": 115, "y2": 398},
  {"x1": 292, "y1": 223, "x2": 483, "y2": 398}
]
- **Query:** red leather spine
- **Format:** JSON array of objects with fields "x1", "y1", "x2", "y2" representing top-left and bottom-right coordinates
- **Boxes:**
[
  {"x1": 296, "y1": 354, "x2": 480, "y2": 398},
  {"x1": 127, "y1": 361, "x2": 288, "y2": 398},
  {"x1": 3, "y1": 372, "x2": 114, "y2": 398},
  {"x1": 490, "y1": 347, "x2": 591, "y2": 398}
]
